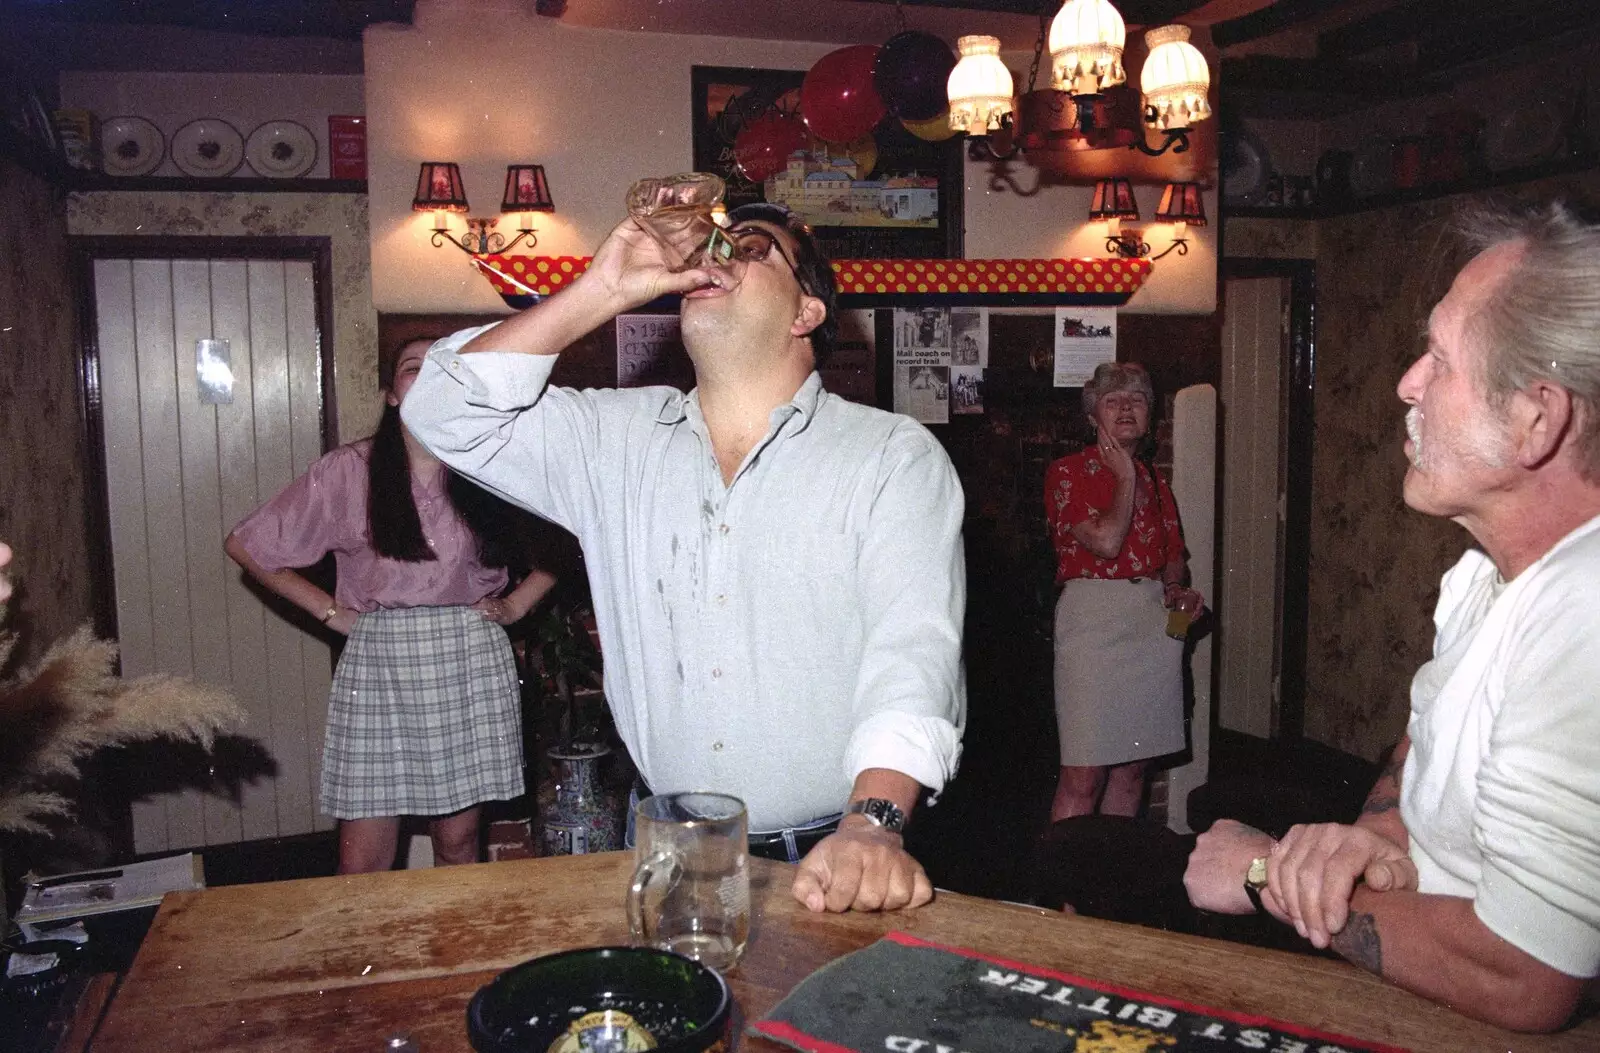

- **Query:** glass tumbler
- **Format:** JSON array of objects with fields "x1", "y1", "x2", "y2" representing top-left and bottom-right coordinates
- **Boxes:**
[{"x1": 625, "y1": 173, "x2": 746, "y2": 288}]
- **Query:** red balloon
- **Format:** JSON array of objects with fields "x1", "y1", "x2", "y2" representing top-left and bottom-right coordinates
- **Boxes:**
[
  {"x1": 801, "y1": 45, "x2": 887, "y2": 144},
  {"x1": 733, "y1": 111, "x2": 808, "y2": 183}
]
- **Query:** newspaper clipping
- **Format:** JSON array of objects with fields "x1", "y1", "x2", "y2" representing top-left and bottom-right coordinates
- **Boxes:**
[
  {"x1": 949, "y1": 307, "x2": 986, "y2": 415},
  {"x1": 893, "y1": 307, "x2": 951, "y2": 424},
  {"x1": 1053, "y1": 306, "x2": 1117, "y2": 387}
]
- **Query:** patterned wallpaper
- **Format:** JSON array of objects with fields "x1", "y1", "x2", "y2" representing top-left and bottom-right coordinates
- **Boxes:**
[
  {"x1": 0, "y1": 158, "x2": 95, "y2": 660},
  {"x1": 1301, "y1": 169, "x2": 1600, "y2": 760},
  {"x1": 66, "y1": 191, "x2": 381, "y2": 442},
  {"x1": 1224, "y1": 217, "x2": 1318, "y2": 260}
]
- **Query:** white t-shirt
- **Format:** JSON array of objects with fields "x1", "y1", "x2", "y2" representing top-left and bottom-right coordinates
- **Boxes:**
[{"x1": 1402, "y1": 512, "x2": 1600, "y2": 978}]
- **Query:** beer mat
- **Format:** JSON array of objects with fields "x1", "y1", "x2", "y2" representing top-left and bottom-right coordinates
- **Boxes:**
[{"x1": 750, "y1": 932, "x2": 1408, "y2": 1053}]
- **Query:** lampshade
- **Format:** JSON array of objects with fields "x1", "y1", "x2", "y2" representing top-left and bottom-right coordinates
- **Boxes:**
[
  {"x1": 946, "y1": 35, "x2": 1014, "y2": 135},
  {"x1": 501, "y1": 164, "x2": 554, "y2": 213},
  {"x1": 1089, "y1": 178, "x2": 1140, "y2": 222},
  {"x1": 1140, "y1": 25, "x2": 1212, "y2": 131},
  {"x1": 413, "y1": 161, "x2": 469, "y2": 212},
  {"x1": 1049, "y1": 0, "x2": 1126, "y2": 96},
  {"x1": 1155, "y1": 181, "x2": 1206, "y2": 226}
]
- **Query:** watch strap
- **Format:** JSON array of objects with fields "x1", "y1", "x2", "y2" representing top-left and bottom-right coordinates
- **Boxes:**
[{"x1": 845, "y1": 797, "x2": 906, "y2": 833}]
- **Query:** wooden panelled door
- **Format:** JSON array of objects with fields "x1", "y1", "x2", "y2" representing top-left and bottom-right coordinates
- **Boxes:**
[
  {"x1": 88, "y1": 246, "x2": 335, "y2": 854},
  {"x1": 1218, "y1": 276, "x2": 1288, "y2": 739}
]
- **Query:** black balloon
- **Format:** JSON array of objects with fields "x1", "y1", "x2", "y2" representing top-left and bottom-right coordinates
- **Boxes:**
[{"x1": 872, "y1": 31, "x2": 957, "y2": 121}]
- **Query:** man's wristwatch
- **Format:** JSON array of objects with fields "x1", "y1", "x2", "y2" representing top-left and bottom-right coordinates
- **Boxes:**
[
  {"x1": 846, "y1": 797, "x2": 907, "y2": 834},
  {"x1": 1244, "y1": 855, "x2": 1269, "y2": 913}
]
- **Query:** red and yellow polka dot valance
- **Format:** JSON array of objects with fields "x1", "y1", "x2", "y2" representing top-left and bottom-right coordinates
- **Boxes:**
[{"x1": 473, "y1": 254, "x2": 1153, "y2": 307}]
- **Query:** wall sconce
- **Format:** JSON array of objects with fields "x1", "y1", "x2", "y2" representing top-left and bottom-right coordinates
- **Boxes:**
[
  {"x1": 1150, "y1": 180, "x2": 1206, "y2": 259},
  {"x1": 412, "y1": 161, "x2": 554, "y2": 256},
  {"x1": 1090, "y1": 177, "x2": 1146, "y2": 258}
]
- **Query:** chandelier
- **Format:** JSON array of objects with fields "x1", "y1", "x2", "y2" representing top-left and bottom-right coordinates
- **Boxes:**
[{"x1": 946, "y1": 0, "x2": 1212, "y2": 159}]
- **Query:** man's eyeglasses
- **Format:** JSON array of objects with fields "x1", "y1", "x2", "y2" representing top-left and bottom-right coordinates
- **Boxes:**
[{"x1": 725, "y1": 226, "x2": 803, "y2": 284}]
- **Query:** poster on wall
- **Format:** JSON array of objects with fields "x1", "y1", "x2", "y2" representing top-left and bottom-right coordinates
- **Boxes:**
[
  {"x1": 950, "y1": 307, "x2": 988, "y2": 367},
  {"x1": 951, "y1": 366, "x2": 984, "y2": 415},
  {"x1": 690, "y1": 66, "x2": 964, "y2": 260},
  {"x1": 821, "y1": 309, "x2": 877, "y2": 406},
  {"x1": 616, "y1": 315, "x2": 691, "y2": 389},
  {"x1": 893, "y1": 307, "x2": 950, "y2": 424},
  {"x1": 1053, "y1": 307, "x2": 1117, "y2": 388}
]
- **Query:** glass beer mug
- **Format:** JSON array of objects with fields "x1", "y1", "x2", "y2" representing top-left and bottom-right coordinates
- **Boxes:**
[
  {"x1": 627, "y1": 792, "x2": 750, "y2": 973},
  {"x1": 625, "y1": 173, "x2": 746, "y2": 288}
]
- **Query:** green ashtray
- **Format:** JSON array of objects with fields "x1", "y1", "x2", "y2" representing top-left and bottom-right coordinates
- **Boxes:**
[{"x1": 466, "y1": 945, "x2": 731, "y2": 1052}]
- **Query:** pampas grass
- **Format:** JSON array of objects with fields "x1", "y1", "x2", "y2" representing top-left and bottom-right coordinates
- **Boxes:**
[{"x1": 0, "y1": 621, "x2": 243, "y2": 836}]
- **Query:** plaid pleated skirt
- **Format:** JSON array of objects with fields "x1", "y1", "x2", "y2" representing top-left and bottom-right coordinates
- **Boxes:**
[{"x1": 319, "y1": 605, "x2": 524, "y2": 820}]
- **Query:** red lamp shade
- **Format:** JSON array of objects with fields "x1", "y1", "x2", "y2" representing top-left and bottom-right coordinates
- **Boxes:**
[
  {"x1": 1089, "y1": 177, "x2": 1139, "y2": 223},
  {"x1": 413, "y1": 162, "x2": 469, "y2": 212},
  {"x1": 1155, "y1": 181, "x2": 1206, "y2": 226},
  {"x1": 501, "y1": 164, "x2": 554, "y2": 213}
]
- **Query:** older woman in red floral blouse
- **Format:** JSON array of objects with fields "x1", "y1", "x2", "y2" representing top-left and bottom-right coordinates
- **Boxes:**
[{"x1": 1044, "y1": 362, "x2": 1202, "y2": 822}]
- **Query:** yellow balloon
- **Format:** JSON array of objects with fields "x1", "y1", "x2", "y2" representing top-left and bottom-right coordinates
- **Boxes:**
[
  {"x1": 901, "y1": 110, "x2": 959, "y2": 142},
  {"x1": 844, "y1": 135, "x2": 878, "y2": 179}
]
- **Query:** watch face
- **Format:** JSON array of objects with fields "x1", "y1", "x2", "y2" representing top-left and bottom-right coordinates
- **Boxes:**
[
  {"x1": 1246, "y1": 856, "x2": 1269, "y2": 888},
  {"x1": 851, "y1": 798, "x2": 906, "y2": 832}
]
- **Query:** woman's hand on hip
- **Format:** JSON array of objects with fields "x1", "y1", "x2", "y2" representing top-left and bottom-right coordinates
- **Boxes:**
[{"x1": 473, "y1": 596, "x2": 521, "y2": 625}]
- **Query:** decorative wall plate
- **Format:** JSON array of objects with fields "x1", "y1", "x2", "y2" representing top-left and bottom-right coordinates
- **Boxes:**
[
  {"x1": 100, "y1": 116, "x2": 164, "y2": 176},
  {"x1": 171, "y1": 118, "x2": 244, "y2": 177},
  {"x1": 1482, "y1": 93, "x2": 1567, "y2": 172},
  {"x1": 1220, "y1": 120, "x2": 1271, "y2": 206},
  {"x1": 245, "y1": 120, "x2": 317, "y2": 178},
  {"x1": 1348, "y1": 136, "x2": 1395, "y2": 198}
]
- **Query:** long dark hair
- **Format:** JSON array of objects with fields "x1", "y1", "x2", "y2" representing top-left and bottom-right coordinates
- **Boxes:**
[{"x1": 366, "y1": 401, "x2": 526, "y2": 570}]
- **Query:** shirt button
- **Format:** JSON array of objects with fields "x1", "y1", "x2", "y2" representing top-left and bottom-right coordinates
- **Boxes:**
[
  {"x1": 719, "y1": 523, "x2": 729, "y2": 535},
  {"x1": 712, "y1": 741, "x2": 724, "y2": 752},
  {"x1": 711, "y1": 667, "x2": 722, "y2": 679},
  {"x1": 715, "y1": 594, "x2": 726, "y2": 605}
]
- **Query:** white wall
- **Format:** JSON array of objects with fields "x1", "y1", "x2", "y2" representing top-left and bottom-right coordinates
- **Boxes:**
[{"x1": 365, "y1": 0, "x2": 1217, "y2": 315}]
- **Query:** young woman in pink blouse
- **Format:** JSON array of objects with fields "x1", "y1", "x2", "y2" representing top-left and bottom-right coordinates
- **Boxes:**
[
  {"x1": 226, "y1": 339, "x2": 554, "y2": 874},
  {"x1": 1043, "y1": 362, "x2": 1202, "y2": 823}
]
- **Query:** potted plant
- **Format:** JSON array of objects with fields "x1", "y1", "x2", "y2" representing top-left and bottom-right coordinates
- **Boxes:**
[{"x1": 527, "y1": 595, "x2": 626, "y2": 856}]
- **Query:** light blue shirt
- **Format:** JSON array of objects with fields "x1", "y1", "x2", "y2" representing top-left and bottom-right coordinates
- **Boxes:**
[{"x1": 403, "y1": 326, "x2": 966, "y2": 831}]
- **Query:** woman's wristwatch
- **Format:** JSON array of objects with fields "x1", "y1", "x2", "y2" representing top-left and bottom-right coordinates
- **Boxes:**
[{"x1": 320, "y1": 604, "x2": 339, "y2": 623}]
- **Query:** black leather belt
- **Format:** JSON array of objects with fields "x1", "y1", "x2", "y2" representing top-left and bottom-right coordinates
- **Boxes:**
[
  {"x1": 747, "y1": 822, "x2": 839, "y2": 863},
  {"x1": 632, "y1": 778, "x2": 839, "y2": 862}
]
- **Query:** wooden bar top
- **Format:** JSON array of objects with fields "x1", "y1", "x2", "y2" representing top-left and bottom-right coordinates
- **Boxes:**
[{"x1": 91, "y1": 852, "x2": 1596, "y2": 1052}]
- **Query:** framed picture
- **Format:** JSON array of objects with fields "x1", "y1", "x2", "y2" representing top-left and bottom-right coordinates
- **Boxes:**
[{"x1": 691, "y1": 65, "x2": 964, "y2": 260}]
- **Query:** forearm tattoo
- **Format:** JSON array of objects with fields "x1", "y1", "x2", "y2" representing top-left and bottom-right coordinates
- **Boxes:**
[
  {"x1": 1331, "y1": 911, "x2": 1383, "y2": 974},
  {"x1": 1361, "y1": 752, "x2": 1405, "y2": 816}
]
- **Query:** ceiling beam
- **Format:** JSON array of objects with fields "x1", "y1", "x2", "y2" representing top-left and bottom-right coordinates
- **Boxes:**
[
  {"x1": 2, "y1": 0, "x2": 416, "y2": 40},
  {"x1": 1319, "y1": 0, "x2": 1597, "y2": 69},
  {"x1": 1209, "y1": 0, "x2": 1349, "y2": 48},
  {"x1": 851, "y1": 0, "x2": 1216, "y2": 24}
]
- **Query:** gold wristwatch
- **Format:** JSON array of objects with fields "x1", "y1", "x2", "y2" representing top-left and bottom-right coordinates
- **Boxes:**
[{"x1": 1244, "y1": 855, "x2": 1269, "y2": 913}]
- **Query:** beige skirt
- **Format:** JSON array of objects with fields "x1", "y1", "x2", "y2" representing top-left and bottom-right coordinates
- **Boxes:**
[{"x1": 1053, "y1": 577, "x2": 1185, "y2": 767}]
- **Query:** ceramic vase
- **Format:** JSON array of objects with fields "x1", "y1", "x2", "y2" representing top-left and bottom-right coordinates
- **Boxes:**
[{"x1": 539, "y1": 742, "x2": 623, "y2": 856}]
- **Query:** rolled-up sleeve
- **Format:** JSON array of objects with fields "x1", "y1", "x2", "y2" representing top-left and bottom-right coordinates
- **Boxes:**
[
  {"x1": 842, "y1": 425, "x2": 966, "y2": 793},
  {"x1": 231, "y1": 445, "x2": 363, "y2": 571},
  {"x1": 401, "y1": 325, "x2": 586, "y2": 533},
  {"x1": 1473, "y1": 571, "x2": 1600, "y2": 978}
]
